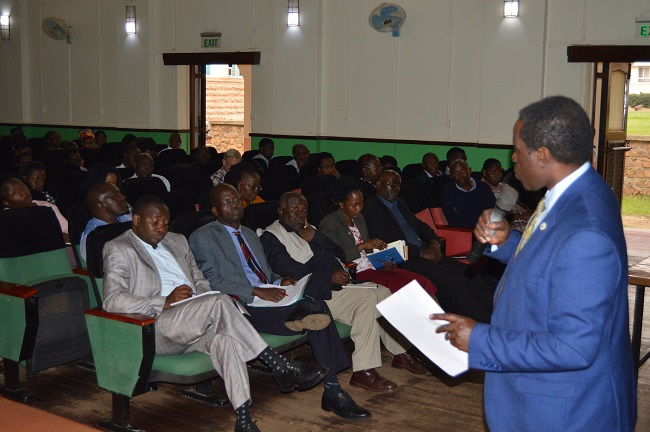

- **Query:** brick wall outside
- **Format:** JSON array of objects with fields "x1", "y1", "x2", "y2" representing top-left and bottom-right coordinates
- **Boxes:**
[
  {"x1": 624, "y1": 138, "x2": 650, "y2": 196},
  {"x1": 205, "y1": 77, "x2": 245, "y2": 154}
]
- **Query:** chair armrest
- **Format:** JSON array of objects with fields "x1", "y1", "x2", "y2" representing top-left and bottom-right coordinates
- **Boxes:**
[
  {"x1": 434, "y1": 225, "x2": 473, "y2": 256},
  {"x1": 0, "y1": 281, "x2": 39, "y2": 362},
  {"x1": 85, "y1": 309, "x2": 156, "y2": 397},
  {"x1": 0, "y1": 281, "x2": 38, "y2": 299},
  {"x1": 72, "y1": 268, "x2": 90, "y2": 277}
]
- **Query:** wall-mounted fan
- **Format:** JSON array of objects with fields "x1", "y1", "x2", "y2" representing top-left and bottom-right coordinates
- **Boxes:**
[
  {"x1": 369, "y1": 3, "x2": 406, "y2": 37},
  {"x1": 42, "y1": 17, "x2": 72, "y2": 44}
]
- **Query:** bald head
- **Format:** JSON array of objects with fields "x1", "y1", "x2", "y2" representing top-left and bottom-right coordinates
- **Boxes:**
[
  {"x1": 376, "y1": 170, "x2": 402, "y2": 202},
  {"x1": 292, "y1": 144, "x2": 310, "y2": 168},
  {"x1": 210, "y1": 183, "x2": 244, "y2": 228}
]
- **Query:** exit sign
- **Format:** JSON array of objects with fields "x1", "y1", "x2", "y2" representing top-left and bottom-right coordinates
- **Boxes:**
[
  {"x1": 201, "y1": 32, "x2": 222, "y2": 48},
  {"x1": 636, "y1": 19, "x2": 650, "y2": 38}
]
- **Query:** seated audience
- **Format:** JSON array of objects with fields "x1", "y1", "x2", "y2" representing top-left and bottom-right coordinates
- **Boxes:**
[
  {"x1": 260, "y1": 192, "x2": 428, "y2": 395},
  {"x1": 379, "y1": 155, "x2": 400, "y2": 173},
  {"x1": 225, "y1": 163, "x2": 264, "y2": 207},
  {"x1": 356, "y1": 153, "x2": 382, "y2": 199},
  {"x1": 362, "y1": 170, "x2": 493, "y2": 323},
  {"x1": 102, "y1": 195, "x2": 328, "y2": 432},
  {"x1": 190, "y1": 184, "x2": 371, "y2": 420},
  {"x1": 159, "y1": 133, "x2": 185, "y2": 154},
  {"x1": 117, "y1": 144, "x2": 140, "y2": 170},
  {"x1": 15, "y1": 153, "x2": 32, "y2": 167},
  {"x1": 444, "y1": 146, "x2": 467, "y2": 175},
  {"x1": 44, "y1": 130, "x2": 62, "y2": 151},
  {"x1": 317, "y1": 153, "x2": 341, "y2": 179},
  {"x1": 61, "y1": 140, "x2": 79, "y2": 152},
  {"x1": 13, "y1": 140, "x2": 32, "y2": 158},
  {"x1": 10, "y1": 126, "x2": 24, "y2": 138},
  {"x1": 128, "y1": 153, "x2": 170, "y2": 191},
  {"x1": 481, "y1": 158, "x2": 531, "y2": 232},
  {"x1": 137, "y1": 137, "x2": 158, "y2": 157},
  {"x1": 441, "y1": 159, "x2": 495, "y2": 229},
  {"x1": 416, "y1": 152, "x2": 442, "y2": 181},
  {"x1": 21, "y1": 161, "x2": 55, "y2": 204},
  {"x1": 80, "y1": 182, "x2": 132, "y2": 260},
  {"x1": 192, "y1": 146, "x2": 212, "y2": 166},
  {"x1": 78, "y1": 129, "x2": 98, "y2": 149},
  {"x1": 211, "y1": 148, "x2": 242, "y2": 186},
  {"x1": 64, "y1": 149, "x2": 87, "y2": 171},
  {"x1": 79, "y1": 163, "x2": 124, "y2": 201},
  {"x1": 251, "y1": 138, "x2": 274, "y2": 174},
  {"x1": 1, "y1": 177, "x2": 68, "y2": 237},
  {"x1": 121, "y1": 133, "x2": 138, "y2": 148},
  {"x1": 319, "y1": 177, "x2": 438, "y2": 298},
  {"x1": 286, "y1": 144, "x2": 310, "y2": 173},
  {"x1": 94, "y1": 130, "x2": 108, "y2": 148}
]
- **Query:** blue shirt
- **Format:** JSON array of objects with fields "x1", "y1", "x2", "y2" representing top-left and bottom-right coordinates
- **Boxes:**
[
  {"x1": 80, "y1": 214, "x2": 132, "y2": 261},
  {"x1": 376, "y1": 195, "x2": 424, "y2": 249},
  {"x1": 224, "y1": 225, "x2": 280, "y2": 286}
]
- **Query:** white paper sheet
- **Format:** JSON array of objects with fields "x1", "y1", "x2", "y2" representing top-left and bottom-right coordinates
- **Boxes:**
[
  {"x1": 248, "y1": 273, "x2": 311, "y2": 307},
  {"x1": 376, "y1": 280, "x2": 469, "y2": 377},
  {"x1": 170, "y1": 290, "x2": 221, "y2": 307}
]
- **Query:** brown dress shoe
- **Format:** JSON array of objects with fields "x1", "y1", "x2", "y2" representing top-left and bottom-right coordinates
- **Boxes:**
[
  {"x1": 391, "y1": 352, "x2": 429, "y2": 375},
  {"x1": 349, "y1": 368, "x2": 398, "y2": 393}
]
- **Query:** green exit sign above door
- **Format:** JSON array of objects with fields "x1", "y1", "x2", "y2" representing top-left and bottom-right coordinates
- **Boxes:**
[
  {"x1": 636, "y1": 15, "x2": 650, "y2": 38},
  {"x1": 201, "y1": 32, "x2": 222, "y2": 48}
]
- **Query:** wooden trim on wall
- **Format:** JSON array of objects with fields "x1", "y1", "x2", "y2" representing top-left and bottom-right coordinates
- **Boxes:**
[
  {"x1": 567, "y1": 45, "x2": 650, "y2": 63},
  {"x1": 249, "y1": 133, "x2": 510, "y2": 149},
  {"x1": 163, "y1": 52, "x2": 261, "y2": 66}
]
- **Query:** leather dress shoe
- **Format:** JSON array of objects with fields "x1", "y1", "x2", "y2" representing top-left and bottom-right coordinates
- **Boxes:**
[
  {"x1": 274, "y1": 360, "x2": 328, "y2": 393},
  {"x1": 391, "y1": 352, "x2": 429, "y2": 375},
  {"x1": 234, "y1": 421, "x2": 261, "y2": 432},
  {"x1": 321, "y1": 389, "x2": 372, "y2": 419},
  {"x1": 349, "y1": 368, "x2": 398, "y2": 393},
  {"x1": 284, "y1": 301, "x2": 332, "y2": 332}
]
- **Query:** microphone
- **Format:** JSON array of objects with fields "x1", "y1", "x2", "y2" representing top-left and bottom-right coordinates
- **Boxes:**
[{"x1": 466, "y1": 184, "x2": 519, "y2": 264}]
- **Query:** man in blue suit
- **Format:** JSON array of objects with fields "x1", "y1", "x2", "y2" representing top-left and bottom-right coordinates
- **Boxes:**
[{"x1": 433, "y1": 96, "x2": 636, "y2": 431}]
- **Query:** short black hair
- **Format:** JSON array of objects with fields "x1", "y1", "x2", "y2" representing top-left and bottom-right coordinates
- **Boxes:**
[
  {"x1": 20, "y1": 161, "x2": 47, "y2": 178},
  {"x1": 259, "y1": 138, "x2": 274, "y2": 150},
  {"x1": 318, "y1": 152, "x2": 334, "y2": 166},
  {"x1": 380, "y1": 155, "x2": 398, "y2": 168},
  {"x1": 518, "y1": 96, "x2": 593, "y2": 165},
  {"x1": 329, "y1": 176, "x2": 362, "y2": 203},
  {"x1": 446, "y1": 147, "x2": 466, "y2": 163},
  {"x1": 482, "y1": 158, "x2": 501, "y2": 171},
  {"x1": 224, "y1": 162, "x2": 260, "y2": 188},
  {"x1": 132, "y1": 195, "x2": 167, "y2": 216}
]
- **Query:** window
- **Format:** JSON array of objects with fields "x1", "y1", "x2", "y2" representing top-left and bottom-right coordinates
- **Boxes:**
[
  {"x1": 228, "y1": 64, "x2": 241, "y2": 78},
  {"x1": 640, "y1": 67, "x2": 650, "y2": 82}
]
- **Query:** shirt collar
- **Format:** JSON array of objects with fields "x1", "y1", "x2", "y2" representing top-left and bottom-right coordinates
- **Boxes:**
[
  {"x1": 377, "y1": 194, "x2": 397, "y2": 209},
  {"x1": 543, "y1": 162, "x2": 590, "y2": 214},
  {"x1": 454, "y1": 177, "x2": 476, "y2": 192}
]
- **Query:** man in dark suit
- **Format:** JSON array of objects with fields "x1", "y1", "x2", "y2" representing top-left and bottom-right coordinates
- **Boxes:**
[
  {"x1": 434, "y1": 96, "x2": 636, "y2": 431},
  {"x1": 103, "y1": 195, "x2": 328, "y2": 432},
  {"x1": 189, "y1": 184, "x2": 371, "y2": 421},
  {"x1": 362, "y1": 170, "x2": 493, "y2": 323}
]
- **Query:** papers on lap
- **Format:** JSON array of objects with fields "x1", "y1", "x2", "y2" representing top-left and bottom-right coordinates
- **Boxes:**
[
  {"x1": 248, "y1": 273, "x2": 311, "y2": 307},
  {"x1": 170, "y1": 290, "x2": 221, "y2": 307},
  {"x1": 342, "y1": 282, "x2": 378, "y2": 289},
  {"x1": 376, "y1": 280, "x2": 469, "y2": 377},
  {"x1": 367, "y1": 240, "x2": 407, "y2": 270}
]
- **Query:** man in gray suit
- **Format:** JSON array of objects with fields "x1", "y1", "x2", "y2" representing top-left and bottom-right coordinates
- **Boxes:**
[
  {"x1": 189, "y1": 184, "x2": 372, "y2": 420},
  {"x1": 102, "y1": 195, "x2": 328, "y2": 432}
]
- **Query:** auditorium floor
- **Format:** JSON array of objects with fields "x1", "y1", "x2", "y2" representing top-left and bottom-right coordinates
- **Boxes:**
[{"x1": 2, "y1": 227, "x2": 649, "y2": 432}]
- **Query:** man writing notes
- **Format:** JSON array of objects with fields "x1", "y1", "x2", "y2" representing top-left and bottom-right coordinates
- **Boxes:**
[
  {"x1": 102, "y1": 196, "x2": 328, "y2": 432},
  {"x1": 433, "y1": 96, "x2": 636, "y2": 431}
]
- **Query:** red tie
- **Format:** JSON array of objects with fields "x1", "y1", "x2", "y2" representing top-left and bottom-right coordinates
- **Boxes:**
[{"x1": 234, "y1": 231, "x2": 269, "y2": 284}]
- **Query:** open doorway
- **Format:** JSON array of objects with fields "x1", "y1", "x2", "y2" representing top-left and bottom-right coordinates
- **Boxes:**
[{"x1": 204, "y1": 64, "x2": 251, "y2": 155}]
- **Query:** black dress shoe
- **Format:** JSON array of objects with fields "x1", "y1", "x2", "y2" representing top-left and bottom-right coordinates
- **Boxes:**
[
  {"x1": 284, "y1": 301, "x2": 332, "y2": 332},
  {"x1": 321, "y1": 389, "x2": 372, "y2": 419},
  {"x1": 274, "y1": 360, "x2": 328, "y2": 393},
  {"x1": 234, "y1": 421, "x2": 261, "y2": 432}
]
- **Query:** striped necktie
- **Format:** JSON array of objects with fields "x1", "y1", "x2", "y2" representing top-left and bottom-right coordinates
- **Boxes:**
[
  {"x1": 514, "y1": 196, "x2": 546, "y2": 257},
  {"x1": 234, "y1": 231, "x2": 269, "y2": 284}
]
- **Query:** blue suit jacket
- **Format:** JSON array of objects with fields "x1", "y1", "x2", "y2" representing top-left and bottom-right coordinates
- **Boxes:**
[{"x1": 472, "y1": 167, "x2": 636, "y2": 431}]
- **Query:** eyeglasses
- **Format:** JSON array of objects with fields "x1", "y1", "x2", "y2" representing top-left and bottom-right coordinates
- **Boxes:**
[
  {"x1": 240, "y1": 182, "x2": 263, "y2": 192},
  {"x1": 215, "y1": 196, "x2": 244, "y2": 207}
]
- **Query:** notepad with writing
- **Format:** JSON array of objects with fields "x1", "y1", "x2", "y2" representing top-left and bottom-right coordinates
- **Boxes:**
[
  {"x1": 376, "y1": 280, "x2": 469, "y2": 377},
  {"x1": 367, "y1": 240, "x2": 407, "y2": 269}
]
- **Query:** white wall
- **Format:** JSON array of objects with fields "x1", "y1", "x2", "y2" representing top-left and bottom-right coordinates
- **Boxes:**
[{"x1": 0, "y1": 0, "x2": 648, "y2": 144}]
